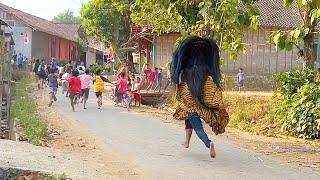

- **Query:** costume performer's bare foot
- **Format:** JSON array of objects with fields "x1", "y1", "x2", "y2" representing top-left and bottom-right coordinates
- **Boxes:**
[
  {"x1": 210, "y1": 142, "x2": 216, "y2": 158},
  {"x1": 181, "y1": 142, "x2": 189, "y2": 148}
]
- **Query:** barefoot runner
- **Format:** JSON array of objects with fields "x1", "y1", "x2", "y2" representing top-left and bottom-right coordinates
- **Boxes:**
[
  {"x1": 61, "y1": 68, "x2": 71, "y2": 97},
  {"x1": 93, "y1": 68, "x2": 112, "y2": 109},
  {"x1": 80, "y1": 69, "x2": 93, "y2": 109},
  {"x1": 47, "y1": 68, "x2": 58, "y2": 107},
  {"x1": 68, "y1": 69, "x2": 82, "y2": 112},
  {"x1": 171, "y1": 36, "x2": 229, "y2": 158}
]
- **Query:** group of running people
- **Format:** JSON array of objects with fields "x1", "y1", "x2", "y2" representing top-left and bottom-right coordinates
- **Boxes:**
[{"x1": 33, "y1": 60, "x2": 142, "y2": 112}]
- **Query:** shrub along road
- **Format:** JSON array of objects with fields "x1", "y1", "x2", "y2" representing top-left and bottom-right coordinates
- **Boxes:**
[{"x1": 56, "y1": 92, "x2": 319, "y2": 179}]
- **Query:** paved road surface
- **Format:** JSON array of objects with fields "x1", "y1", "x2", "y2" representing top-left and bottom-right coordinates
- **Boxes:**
[{"x1": 56, "y1": 92, "x2": 320, "y2": 180}]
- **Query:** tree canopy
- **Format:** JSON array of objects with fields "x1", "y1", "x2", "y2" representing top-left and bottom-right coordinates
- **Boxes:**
[
  {"x1": 80, "y1": 0, "x2": 131, "y2": 49},
  {"x1": 130, "y1": 0, "x2": 260, "y2": 61},
  {"x1": 52, "y1": 10, "x2": 81, "y2": 24},
  {"x1": 81, "y1": 0, "x2": 133, "y2": 68},
  {"x1": 271, "y1": 0, "x2": 320, "y2": 69}
]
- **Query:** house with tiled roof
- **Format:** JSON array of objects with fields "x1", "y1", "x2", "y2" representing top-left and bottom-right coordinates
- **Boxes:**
[
  {"x1": 0, "y1": 3, "x2": 107, "y2": 65},
  {"x1": 127, "y1": 0, "x2": 317, "y2": 75}
]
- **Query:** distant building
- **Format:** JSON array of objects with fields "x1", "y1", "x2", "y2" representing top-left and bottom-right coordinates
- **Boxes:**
[{"x1": 0, "y1": 3, "x2": 106, "y2": 65}]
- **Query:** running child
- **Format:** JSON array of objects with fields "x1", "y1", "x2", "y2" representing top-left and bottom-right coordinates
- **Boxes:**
[
  {"x1": 68, "y1": 69, "x2": 82, "y2": 112},
  {"x1": 37, "y1": 60, "x2": 47, "y2": 89},
  {"x1": 80, "y1": 69, "x2": 93, "y2": 109},
  {"x1": 47, "y1": 68, "x2": 58, "y2": 107},
  {"x1": 93, "y1": 68, "x2": 111, "y2": 109},
  {"x1": 115, "y1": 72, "x2": 128, "y2": 107},
  {"x1": 61, "y1": 68, "x2": 71, "y2": 97}
]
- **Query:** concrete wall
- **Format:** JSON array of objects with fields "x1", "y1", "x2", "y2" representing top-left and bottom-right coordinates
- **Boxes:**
[
  {"x1": 155, "y1": 34, "x2": 179, "y2": 68},
  {"x1": 222, "y1": 27, "x2": 302, "y2": 75},
  {"x1": 155, "y1": 28, "x2": 306, "y2": 75},
  {"x1": 12, "y1": 22, "x2": 32, "y2": 58},
  {"x1": 31, "y1": 31, "x2": 49, "y2": 60}
]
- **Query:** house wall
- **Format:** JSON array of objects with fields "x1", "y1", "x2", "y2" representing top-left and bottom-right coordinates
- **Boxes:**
[
  {"x1": 31, "y1": 31, "x2": 49, "y2": 59},
  {"x1": 0, "y1": 9, "x2": 32, "y2": 57},
  {"x1": 86, "y1": 48, "x2": 96, "y2": 65},
  {"x1": 12, "y1": 24, "x2": 32, "y2": 58},
  {"x1": 48, "y1": 35, "x2": 79, "y2": 61},
  {"x1": 222, "y1": 27, "x2": 302, "y2": 75},
  {"x1": 155, "y1": 33, "x2": 179, "y2": 68},
  {"x1": 155, "y1": 28, "x2": 305, "y2": 75}
]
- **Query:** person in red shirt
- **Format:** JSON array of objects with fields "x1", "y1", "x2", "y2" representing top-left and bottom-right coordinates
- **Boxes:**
[
  {"x1": 143, "y1": 64, "x2": 152, "y2": 87},
  {"x1": 69, "y1": 69, "x2": 82, "y2": 112},
  {"x1": 115, "y1": 72, "x2": 128, "y2": 106},
  {"x1": 147, "y1": 67, "x2": 158, "y2": 91}
]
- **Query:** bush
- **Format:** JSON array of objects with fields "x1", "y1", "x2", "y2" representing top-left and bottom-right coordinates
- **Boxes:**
[
  {"x1": 88, "y1": 64, "x2": 103, "y2": 74},
  {"x1": 273, "y1": 69, "x2": 320, "y2": 139},
  {"x1": 113, "y1": 60, "x2": 122, "y2": 72},
  {"x1": 273, "y1": 68, "x2": 314, "y2": 97},
  {"x1": 12, "y1": 69, "x2": 30, "y2": 81}
]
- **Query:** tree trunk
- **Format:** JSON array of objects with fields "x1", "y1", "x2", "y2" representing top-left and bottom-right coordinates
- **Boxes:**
[
  {"x1": 113, "y1": 47, "x2": 136, "y2": 73},
  {"x1": 303, "y1": 34, "x2": 314, "y2": 69},
  {"x1": 303, "y1": 11, "x2": 315, "y2": 69},
  {"x1": 127, "y1": 51, "x2": 136, "y2": 73}
]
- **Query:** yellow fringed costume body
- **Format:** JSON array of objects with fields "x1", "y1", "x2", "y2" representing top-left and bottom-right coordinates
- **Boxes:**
[{"x1": 173, "y1": 76, "x2": 229, "y2": 135}]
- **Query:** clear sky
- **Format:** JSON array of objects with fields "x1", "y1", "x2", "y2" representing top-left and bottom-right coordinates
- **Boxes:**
[{"x1": 0, "y1": 0, "x2": 89, "y2": 21}]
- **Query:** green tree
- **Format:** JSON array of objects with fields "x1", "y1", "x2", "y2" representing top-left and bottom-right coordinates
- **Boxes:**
[
  {"x1": 52, "y1": 10, "x2": 81, "y2": 24},
  {"x1": 80, "y1": 0, "x2": 133, "y2": 70},
  {"x1": 270, "y1": 0, "x2": 320, "y2": 69},
  {"x1": 130, "y1": 0, "x2": 260, "y2": 61}
]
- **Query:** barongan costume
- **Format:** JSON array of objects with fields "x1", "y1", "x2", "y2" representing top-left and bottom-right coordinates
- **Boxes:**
[{"x1": 171, "y1": 36, "x2": 229, "y2": 148}]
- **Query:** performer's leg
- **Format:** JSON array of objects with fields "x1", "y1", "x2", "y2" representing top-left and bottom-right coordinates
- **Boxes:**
[
  {"x1": 182, "y1": 120, "x2": 192, "y2": 148},
  {"x1": 188, "y1": 114, "x2": 211, "y2": 148}
]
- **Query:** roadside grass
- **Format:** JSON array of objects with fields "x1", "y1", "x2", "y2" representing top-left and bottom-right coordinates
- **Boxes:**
[
  {"x1": 2, "y1": 168, "x2": 68, "y2": 180},
  {"x1": 10, "y1": 77, "x2": 48, "y2": 146},
  {"x1": 225, "y1": 94, "x2": 280, "y2": 136}
]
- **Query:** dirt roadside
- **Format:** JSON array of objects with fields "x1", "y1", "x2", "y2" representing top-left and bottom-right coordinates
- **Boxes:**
[
  {"x1": 129, "y1": 104, "x2": 320, "y2": 172},
  {"x1": 28, "y1": 87, "x2": 145, "y2": 179}
]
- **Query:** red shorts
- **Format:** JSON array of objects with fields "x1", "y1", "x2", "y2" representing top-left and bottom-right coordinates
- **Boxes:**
[{"x1": 134, "y1": 93, "x2": 141, "y2": 101}]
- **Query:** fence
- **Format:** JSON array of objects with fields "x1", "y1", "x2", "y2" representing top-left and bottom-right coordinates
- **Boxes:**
[{"x1": 0, "y1": 51, "x2": 12, "y2": 139}]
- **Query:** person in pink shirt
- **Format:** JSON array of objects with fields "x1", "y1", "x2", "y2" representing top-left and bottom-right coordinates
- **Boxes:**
[
  {"x1": 80, "y1": 69, "x2": 93, "y2": 109},
  {"x1": 115, "y1": 72, "x2": 128, "y2": 106}
]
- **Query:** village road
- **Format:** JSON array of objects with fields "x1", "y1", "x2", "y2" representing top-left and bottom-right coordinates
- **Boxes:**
[{"x1": 56, "y1": 92, "x2": 320, "y2": 180}]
